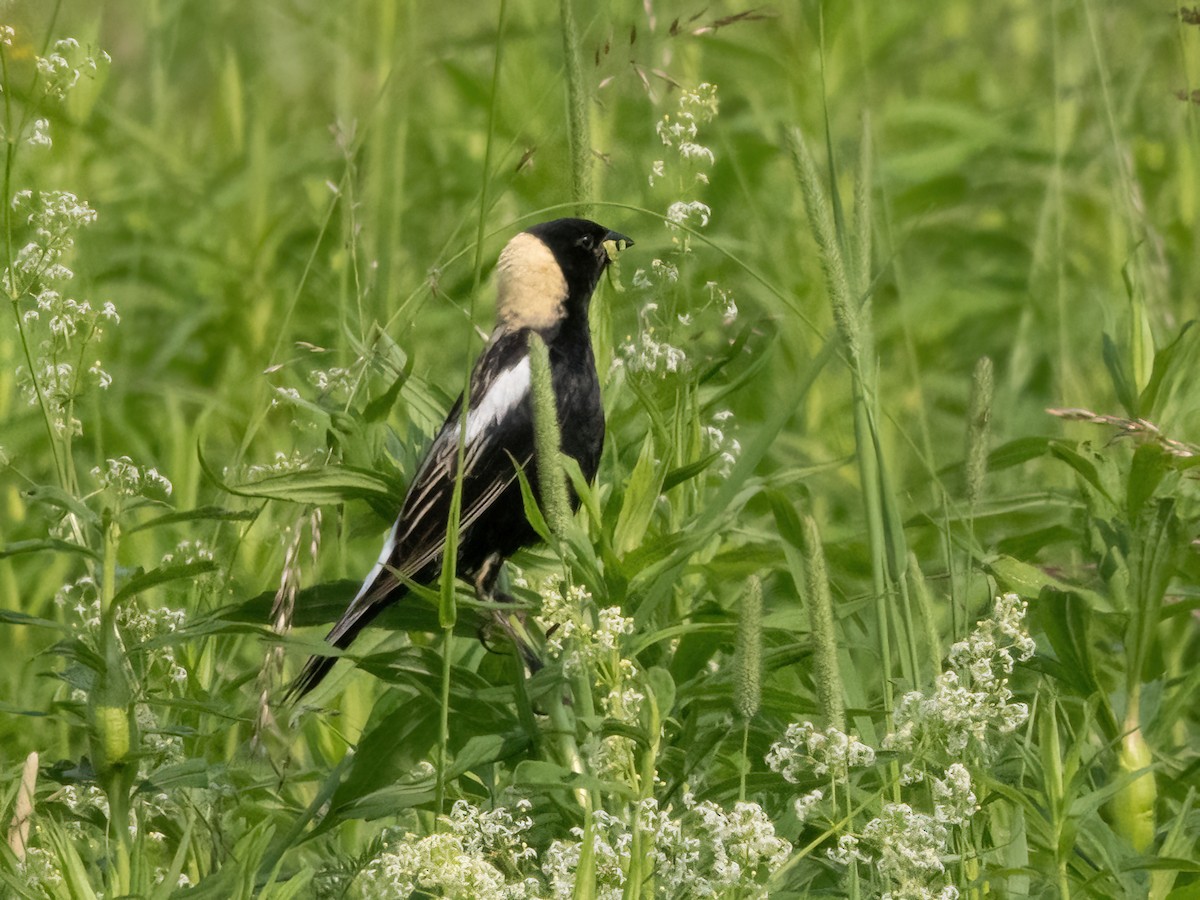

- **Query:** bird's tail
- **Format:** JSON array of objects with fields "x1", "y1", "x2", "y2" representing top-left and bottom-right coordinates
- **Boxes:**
[{"x1": 285, "y1": 577, "x2": 405, "y2": 702}]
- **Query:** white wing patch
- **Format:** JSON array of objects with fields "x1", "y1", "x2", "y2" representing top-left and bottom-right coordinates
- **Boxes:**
[
  {"x1": 465, "y1": 356, "x2": 530, "y2": 444},
  {"x1": 352, "y1": 517, "x2": 401, "y2": 605}
]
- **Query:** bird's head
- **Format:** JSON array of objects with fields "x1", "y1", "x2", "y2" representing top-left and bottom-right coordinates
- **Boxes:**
[{"x1": 495, "y1": 217, "x2": 633, "y2": 335}]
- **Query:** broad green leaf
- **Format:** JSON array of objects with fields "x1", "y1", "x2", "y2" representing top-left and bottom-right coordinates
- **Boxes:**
[
  {"x1": 326, "y1": 690, "x2": 442, "y2": 816},
  {"x1": 1127, "y1": 444, "x2": 1169, "y2": 524},
  {"x1": 112, "y1": 560, "x2": 219, "y2": 604},
  {"x1": 199, "y1": 441, "x2": 398, "y2": 505},
  {"x1": 1139, "y1": 321, "x2": 1197, "y2": 416},
  {"x1": 613, "y1": 433, "x2": 664, "y2": 557},
  {"x1": 1049, "y1": 441, "x2": 1115, "y2": 505}
]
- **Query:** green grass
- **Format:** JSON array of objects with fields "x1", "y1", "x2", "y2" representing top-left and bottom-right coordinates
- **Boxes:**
[{"x1": 2, "y1": 0, "x2": 1199, "y2": 896}]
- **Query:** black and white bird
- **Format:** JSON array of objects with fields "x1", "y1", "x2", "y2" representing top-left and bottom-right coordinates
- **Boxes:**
[{"x1": 288, "y1": 217, "x2": 632, "y2": 699}]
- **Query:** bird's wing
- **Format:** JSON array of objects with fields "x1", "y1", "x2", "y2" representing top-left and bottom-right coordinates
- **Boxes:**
[{"x1": 320, "y1": 328, "x2": 535, "y2": 645}]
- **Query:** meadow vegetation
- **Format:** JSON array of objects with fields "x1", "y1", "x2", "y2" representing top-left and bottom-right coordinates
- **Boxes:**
[{"x1": 1, "y1": 1, "x2": 1198, "y2": 897}]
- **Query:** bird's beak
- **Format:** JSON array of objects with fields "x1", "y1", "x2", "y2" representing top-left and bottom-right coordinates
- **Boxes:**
[{"x1": 602, "y1": 231, "x2": 634, "y2": 262}]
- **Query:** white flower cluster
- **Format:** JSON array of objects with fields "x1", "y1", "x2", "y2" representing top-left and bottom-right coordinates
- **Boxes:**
[
  {"x1": 886, "y1": 593, "x2": 1033, "y2": 757},
  {"x1": 35, "y1": 37, "x2": 110, "y2": 101},
  {"x1": 160, "y1": 539, "x2": 216, "y2": 566},
  {"x1": 703, "y1": 409, "x2": 741, "y2": 477},
  {"x1": 309, "y1": 363, "x2": 361, "y2": 398},
  {"x1": 543, "y1": 809, "x2": 630, "y2": 900},
  {"x1": 537, "y1": 576, "x2": 644, "y2": 777},
  {"x1": 245, "y1": 449, "x2": 323, "y2": 478},
  {"x1": 544, "y1": 795, "x2": 791, "y2": 899},
  {"x1": 28, "y1": 117, "x2": 52, "y2": 149},
  {"x1": 616, "y1": 301, "x2": 688, "y2": 376},
  {"x1": 91, "y1": 456, "x2": 174, "y2": 500},
  {"x1": 63, "y1": 592, "x2": 190, "y2": 686},
  {"x1": 768, "y1": 597, "x2": 1030, "y2": 898},
  {"x1": 536, "y1": 575, "x2": 635, "y2": 680},
  {"x1": 617, "y1": 84, "x2": 734, "y2": 382},
  {"x1": 22, "y1": 290, "x2": 119, "y2": 340},
  {"x1": 8, "y1": 184, "x2": 117, "y2": 439},
  {"x1": 766, "y1": 721, "x2": 876, "y2": 783},
  {"x1": 53, "y1": 574, "x2": 99, "y2": 619},
  {"x1": 832, "y1": 802, "x2": 962, "y2": 900},
  {"x1": 930, "y1": 763, "x2": 978, "y2": 827},
  {"x1": 356, "y1": 800, "x2": 540, "y2": 900},
  {"x1": 10, "y1": 189, "x2": 99, "y2": 286},
  {"x1": 652, "y1": 83, "x2": 720, "y2": 182}
]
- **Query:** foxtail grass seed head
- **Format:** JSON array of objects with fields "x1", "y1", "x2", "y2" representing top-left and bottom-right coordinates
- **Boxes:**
[
  {"x1": 908, "y1": 552, "x2": 944, "y2": 681},
  {"x1": 802, "y1": 514, "x2": 846, "y2": 729},
  {"x1": 560, "y1": 0, "x2": 592, "y2": 209},
  {"x1": 788, "y1": 127, "x2": 862, "y2": 369},
  {"x1": 528, "y1": 332, "x2": 571, "y2": 534},
  {"x1": 965, "y1": 356, "x2": 993, "y2": 506},
  {"x1": 734, "y1": 575, "x2": 764, "y2": 720}
]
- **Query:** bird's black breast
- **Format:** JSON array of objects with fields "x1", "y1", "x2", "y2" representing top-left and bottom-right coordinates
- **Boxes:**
[{"x1": 550, "y1": 337, "x2": 604, "y2": 481}]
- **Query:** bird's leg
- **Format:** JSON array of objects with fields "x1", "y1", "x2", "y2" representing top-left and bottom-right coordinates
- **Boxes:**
[{"x1": 474, "y1": 553, "x2": 543, "y2": 673}]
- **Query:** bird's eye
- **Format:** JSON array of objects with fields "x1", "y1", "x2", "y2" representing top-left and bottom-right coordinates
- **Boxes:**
[{"x1": 577, "y1": 234, "x2": 595, "y2": 250}]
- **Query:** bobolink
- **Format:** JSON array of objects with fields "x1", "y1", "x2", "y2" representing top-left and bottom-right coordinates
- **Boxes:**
[{"x1": 288, "y1": 217, "x2": 633, "y2": 699}]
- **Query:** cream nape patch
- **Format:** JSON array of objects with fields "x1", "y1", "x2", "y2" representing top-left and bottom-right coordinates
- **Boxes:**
[{"x1": 494, "y1": 232, "x2": 569, "y2": 331}]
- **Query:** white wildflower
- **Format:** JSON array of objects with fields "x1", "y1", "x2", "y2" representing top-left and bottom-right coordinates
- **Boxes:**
[
  {"x1": 793, "y1": 789, "x2": 824, "y2": 824},
  {"x1": 28, "y1": 118, "x2": 52, "y2": 148},
  {"x1": 930, "y1": 764, "x2": 978, "y2": 826},
  {"x1": 91, "y1": 456, "x2": 173, "y2": 499},
  {"x1": 885, "y1": 593, "x2": 1033, "y2": 757},
  {"x1": 766, "y1": 721, "x2": 876, "y2": 783},
  {"x1": 665, "y1": 200, "x2": 712, "y2": 229}
]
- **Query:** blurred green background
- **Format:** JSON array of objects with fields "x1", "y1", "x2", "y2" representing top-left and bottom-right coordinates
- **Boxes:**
[{"x1": 1, "y1": 0, "x2": 1198, "y2": 893}]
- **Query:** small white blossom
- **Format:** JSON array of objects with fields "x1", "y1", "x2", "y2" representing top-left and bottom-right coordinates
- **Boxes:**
[
  {"x1": 930, "y1": 764, "x2": 978, "y2": 826},
  {"x1": 793, "y1": 789, "x2": 824, "y2": 824},
  {"x1": 665, "y1": 200, "x2": 712, "y2": 228},
  {"x1": 766, "y1": 721, "x2": 876, "y2": 783},
  {"x1": 28, "y1": 117, "x2": 52, "y2": 148},
  {"x1": 91, "y1": 455, "x2": 174, "y2": 499}
]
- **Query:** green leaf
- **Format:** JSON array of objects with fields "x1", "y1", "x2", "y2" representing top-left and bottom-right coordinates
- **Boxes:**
[
  {"x1": 127, "y1": 505, "x2": 259, "y2": 534},
  {"x1": 362, "y1": 366, "x2": 410, "y2": 423},
  {"x1": 327, "y1": 691, "x2": 440, "y2": 817},
  {"x1": 40, "y1": 817, "x2": 99, "y2": 900},
  {"x1": 511, "y1": 760, "x2": 635, "y2": 798},
  {"x1": 447, "y1": 731, "x2": 532, "y2": 778},
  {"x1": 1128, "y1": 444, "x2": 1169, "y2": 523},
  {"x1": 1103, "y1": 332, "x2": 1138, "y2": 416},
  {"x1": 613, "y1": 433, "x2": 665, "y2": 557},
  {"x1": 0, "y1": 538, "x2": 100, "y2": 561},
  {"x1": 514, "y1": 460, "x2": 552, "y2": 544},
  {"x1": 199, "y1": 441, "x2": 398, "y2": 505},
  {"x1": 1048, "y1": 441, "x2": 1115, "y2": 505},
  {"x1": 987, "y1": 436, "x2": 1054, "y2": 471},
  {"x1": 662, "y1": 452, "x2": 720, "y2": 492},
  {"x1": 1139, "y1": 321, "x2": 1196, "y2": 416},
  {"x1": 112, "y1": 560, "x2": 219, "y2": 605},
  {"x1": 983, "y1": 556, "x2": 1109, "y2": 610},
  {"x1": 20, "y1": 484, "x2": 100, "y2": 528},
  {"x1": 1031, "y1": 588, "x2": 1118, "y2": 737},
  {"x1": 0, "y1": 609, "x2": 68, "y2": 631}
]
